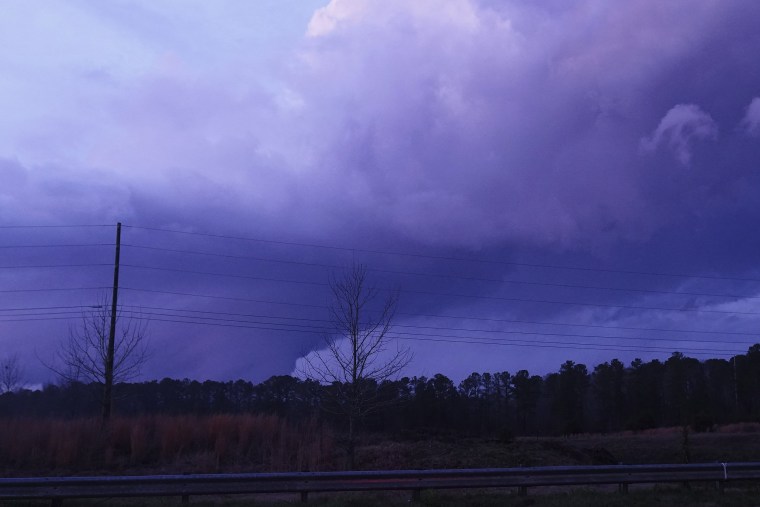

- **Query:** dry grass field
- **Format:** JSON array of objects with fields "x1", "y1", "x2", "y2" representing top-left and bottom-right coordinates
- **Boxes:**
[
  {"x1": 2, "y1": 419, "x2": 760, "y2": 506},
  {"x1": 1, "y1": 417, "x2": 759, "y2": 476},
  {"x1": 0, "y1": 414, "x2": 334, "y2": 476}
]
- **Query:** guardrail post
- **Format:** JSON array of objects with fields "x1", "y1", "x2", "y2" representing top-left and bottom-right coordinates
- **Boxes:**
[
  {"x1": 618, "y1": 483, "x2": 628, "y2": 494},
  {"x1": 301, "y1": 491, "x2": 309, "y2": 503},
  {"x1": 518, "y1": 486, "x2": 528, "y2": 497},
  {"x1": 51, "y1": 498, "x2": 63, "y2": 507},
  {"x1": 181, "y1": 493, "x2": 189, "y2": 504}
]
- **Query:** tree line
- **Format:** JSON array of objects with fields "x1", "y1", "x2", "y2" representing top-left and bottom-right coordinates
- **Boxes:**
[{"x1": 3, "y1": 345, "x2": 760, "y2": 438}]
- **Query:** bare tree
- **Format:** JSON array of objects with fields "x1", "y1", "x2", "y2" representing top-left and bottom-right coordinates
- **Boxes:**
[
  {"x1": 302, "y1": 263, "x2": 412, "y2": 469},
  {"x1": 48, "y1": 295, "x2": 149, "y2": 419},
  {"x1": 0, "y1": 354, "x2": 23, "y2": 394}
]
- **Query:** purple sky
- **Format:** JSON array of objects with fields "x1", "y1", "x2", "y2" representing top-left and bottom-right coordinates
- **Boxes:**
[{"x1": 2, "y1": 0, "x2": 760, "y2": 386}]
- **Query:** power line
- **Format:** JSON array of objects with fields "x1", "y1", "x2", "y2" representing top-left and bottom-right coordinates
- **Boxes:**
[
  {"x1": 120, "y1": 287, "x2": 326, "y2": 309},
  {"x1": 112, "y1": 303, "x2": 760, "y2": 343},
  {"x1": 121, "y1": 264, "x2": 327, "y2": 287},
  {"x1": 106, "y1": 313, "x2": 745, "y2": 357},
  {"x1": 0, "y1": 287, "x2": 108, "y2": 294},
  {"x1": 0, "y1": 243, "x2": 112, "y2": 249},
  {"x1": 2, "y1": 305, "x2": 748, "y2": 358},
  {"x1": 401, "y1": 311, "x2": 760, "y2": 336},
  {"x1": 119, "y1": 281, "x2": 760, "y2": 320},
  {"x1": 122, "y1": 224, "x2": 760, "y2": 284},
  {"x1": 385, "y1": 329, "x2": 741, "y2": 352},
  {"x1": 394, "y1": 336, "x2": 742, "y2": 357},
  {"x1": 0, "y1": 264, "x2": 110, "y2": 269},
  {"x1": 2, "y1": 308, "x2": 749, "y2": 357},
  {"x1": 0, "y1": 310, "x2": 87, "y2": 318},
  {"x1": 20, "y1": 225, "x2": 747, "y2": 319},
  {"x1": 121, "y1": 243, "x2": 760, "y2": 301},
  {"x1": 5, "y1": 299, "x2": 737, "y2": 351},
  {"x1": 122, "y1": 243, "x2": 334, "y2": 266},
  {"x1": 0, "y1": 305, "x2": 103, "y2": 312},
  {"x1": 386, "y1": 332, "x2": 735, "y2": 355},
  {"x1": 121, "y1": 264, "x2": 760, "y2": 316},
  {"x1": 398, "y1": 287, "x2": 759, "y2": 315},
  {"x1": 3, "y1": 300, "x2": 749, "y2": 354},
  {"x1": 2, "y1": 300, "x2": 749, "y2": 339},
  {"x1": 116, "y1": 307, "x2": 758, "y2": 347},
  {"x1": 122, "y1": 305, "x2": 327, "y2": 324},
  {"x1": 0, "y1": 315, "x2": 81, "y2": 323},
  {"x1": 0, "y1": 224, "x2": 112, "y2": 229},
  {"x1": 119, "y1": 303, "x2": 760, "y2": 337}
]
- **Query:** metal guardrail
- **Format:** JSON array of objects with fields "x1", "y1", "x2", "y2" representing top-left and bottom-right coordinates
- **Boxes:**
[{"x1": 1, "y1": 462, "x2": 759, "y2": 505}]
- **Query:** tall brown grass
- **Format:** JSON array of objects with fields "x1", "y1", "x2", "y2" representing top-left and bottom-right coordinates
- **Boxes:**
[{"x1": 0, "y1": 414, "x2": 334, "y2": 476}]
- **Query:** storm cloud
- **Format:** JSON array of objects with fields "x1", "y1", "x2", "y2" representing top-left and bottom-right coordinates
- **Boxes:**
[{"x1": 1, "y1": 0, "x2": 760, "y2": 384}]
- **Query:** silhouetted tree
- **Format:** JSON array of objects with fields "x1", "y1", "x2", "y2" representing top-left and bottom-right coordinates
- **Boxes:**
[
  {"x1": 301, "y1": 264, "x2": 412, "y2": 469},
  {"x1": 591, "y1": 359, "x2": 626, "y2": 432},
  {"x1": 512, "y1": 370, "x2": 542, "y2": 435},
  {"x1": 0, "y1": 353, "x2": 23, "y2": 394},
  {"x1": 736, "y1": 345, "x2": 760, "y2": 418},
  {"x1": 46, "y1": 296, "x2": 149, "y2": 420},
  {"x1": 547, "y1": 361, "x2": 589, "y2": 435},
  {"x1": 627, "y1": 358, "x2": 664, "y2": 430}
]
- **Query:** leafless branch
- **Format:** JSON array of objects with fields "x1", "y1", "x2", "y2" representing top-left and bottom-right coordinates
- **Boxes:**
[
  {"x1": 0, "y1": 354, "x2": 23, "y2": 393},
  {"x1": 300, "y1": 263, "x2": 412, "y2": 468},
  {"x1": 46, "y1": 295, "x2": 149, "y2": 385}
]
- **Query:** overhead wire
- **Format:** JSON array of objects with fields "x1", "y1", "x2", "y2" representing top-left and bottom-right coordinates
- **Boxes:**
[
  {"x1": 122, "y1": 224, "x2": 760, "y2": 284},
  {"x1": 0, "y1": 311, "x2": 744, "y2": 357},
  {"x1": 4, "y1": 302, "x2": 754, "y2": 348},
  {"x1": 1, "y1": 224, "x2": 757, "y2": 360},
  {"x1": 121, "y1": 263, "x2": 327, "y2": 288},
  {"x1": 111, "y1": 307, "x2": 758, "y2": 347},
  {"x1": 0, "y1": 264, "x2": 111, "y2": 269},
  {"x1": 116, "y1": 303, "x2": 760, "y2": 337},
  {"x1": 0, "y1": 243, "x2": 112, "y2": 249},
  {"x1": 118, "y1": 266, "x2": 760, "y2": 316},
  {"x1": 0, "y1": 224, "x2": 112, "y2": 229},
  {"x1": 0, "y1": 305, "x2": 105, "y2": 312},
  {"x1": 0, "y1": 286, "x2": 109, "y2": 294},
  {"x1": 103, "y1": 311, "x2": 744, "y2": 357},
  {"x1": 121, "y1": 243, "x2": 760, "y2": 301},
  {"x1": 120, "y1": 287, "x2": 326, "y2": 308}
]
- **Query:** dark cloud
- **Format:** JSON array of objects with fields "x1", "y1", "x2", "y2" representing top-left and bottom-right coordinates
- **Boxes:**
[{"x1": 2, "y1": 0, "x2": 760, "y2": 384}]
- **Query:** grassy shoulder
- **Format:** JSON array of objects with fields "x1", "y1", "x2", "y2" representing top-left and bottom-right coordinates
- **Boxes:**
[
  {"x1": 354, "y1": 425, "x2": 760, "y2": 470},
  {"x1": 3, "y1": 485, "x2": 759, "y2": 507}
]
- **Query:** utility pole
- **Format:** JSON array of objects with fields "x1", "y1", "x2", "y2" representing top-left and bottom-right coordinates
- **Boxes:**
[{"x1": 102, "y1": 222, "x2": 121, "y2": 422}]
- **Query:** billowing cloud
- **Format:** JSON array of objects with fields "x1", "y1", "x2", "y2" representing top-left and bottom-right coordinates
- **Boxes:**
[
  {"x1": 741, "y1": 97, "x2": 760, "y2": 137},
  {"x1": 3, "y1": 0, "x2": 758, "y2": 250},
  {"x1": 640, "y1": 104, "x2": 717, "y2": 166},
  {"x1": 3, "y1": 0, "x2": 760, "y2": 383}
]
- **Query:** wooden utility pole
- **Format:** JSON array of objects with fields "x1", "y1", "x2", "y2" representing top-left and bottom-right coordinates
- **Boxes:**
[{"x1": 102, "y1": 222, "x2": 121, "y2": 422}]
